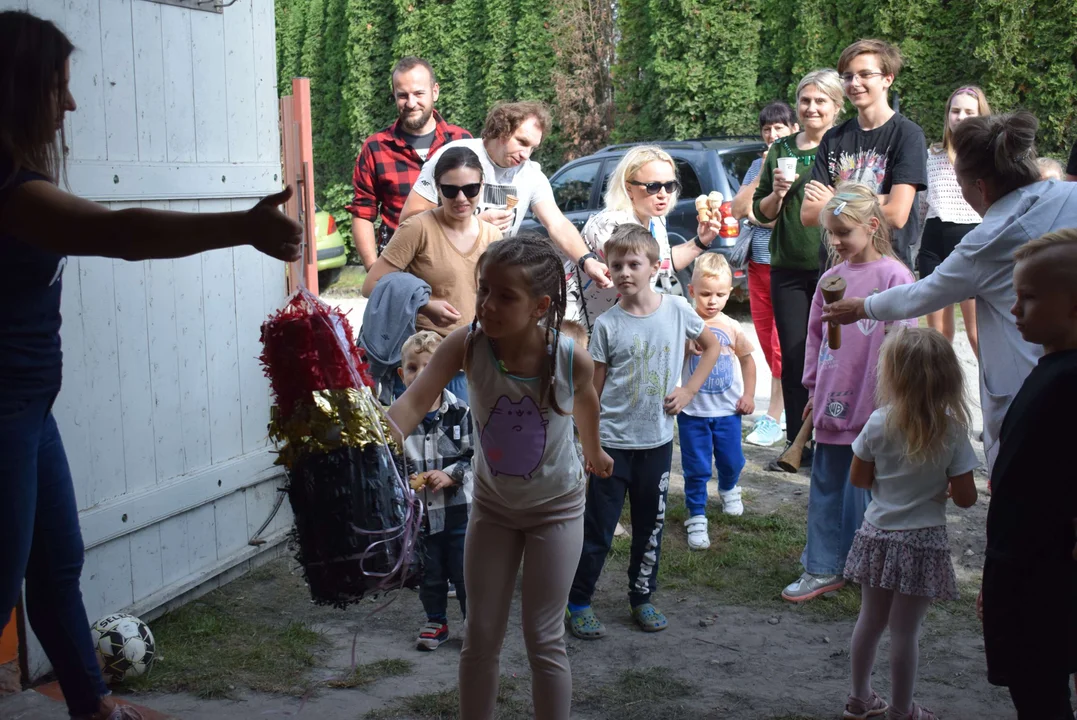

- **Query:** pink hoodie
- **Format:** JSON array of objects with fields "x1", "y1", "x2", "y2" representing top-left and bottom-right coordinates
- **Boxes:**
[{"x1": 804, "y1": 257, "x2": 916, "y2": 445}]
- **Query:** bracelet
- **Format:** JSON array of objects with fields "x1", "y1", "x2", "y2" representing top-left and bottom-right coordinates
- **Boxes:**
[
  {"x1": 577, "y1": 251, "x2": 598, "y2": 270},
  {"x1": 692, "y1": 236, "x2": 709, "y2": 251}
]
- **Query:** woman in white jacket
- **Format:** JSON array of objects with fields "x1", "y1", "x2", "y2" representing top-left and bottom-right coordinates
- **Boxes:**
[{"x1": 822, "y1": 112, "x2": 1077, "y2": 470}]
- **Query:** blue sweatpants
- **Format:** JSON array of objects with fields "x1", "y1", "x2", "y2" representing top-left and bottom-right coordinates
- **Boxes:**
[
  {"x1": 800, "y1": 442, "x2": 871, "y2": 576},
  {"x1": 678, "y1": 413, "x2": 745, "y2": 517}
]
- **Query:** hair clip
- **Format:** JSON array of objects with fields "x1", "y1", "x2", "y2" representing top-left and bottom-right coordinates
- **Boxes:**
[{"x1": 833, "y1": 201, "x2": 848, "y2": 216}]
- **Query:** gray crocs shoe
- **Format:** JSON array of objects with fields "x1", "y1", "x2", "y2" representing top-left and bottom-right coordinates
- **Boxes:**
[{"x1": 781, "y1": 572, "x2": 845, "y2": 602}]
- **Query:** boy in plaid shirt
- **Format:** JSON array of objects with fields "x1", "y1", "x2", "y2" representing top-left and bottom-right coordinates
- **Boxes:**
[{"x1": 399, "y1": 331, "x2": 473, "y2": 651}]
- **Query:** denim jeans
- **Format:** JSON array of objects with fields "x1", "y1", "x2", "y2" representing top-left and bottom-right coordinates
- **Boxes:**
[
  {"x1": 800, "y1": 442, "x2": 870, "y2": 576},
  {"x1": 0, "y1": 394, "x2": 108, "y2": 716},
  {"x1": 419, "y1": 519, "x2": 468, "y2": 622},
  {"x1": 677, "y1": 413, "x2": 745, "y2": 516}
]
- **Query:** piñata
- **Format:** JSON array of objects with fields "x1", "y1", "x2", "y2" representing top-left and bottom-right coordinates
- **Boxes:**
[{"x1": 260, "y1": 288, "x2": 422, "y2": 607}]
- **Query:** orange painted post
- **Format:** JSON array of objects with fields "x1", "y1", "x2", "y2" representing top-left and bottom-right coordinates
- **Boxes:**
[{"x1": 292, "y1": 78, "x2": 319, "y2": 294}]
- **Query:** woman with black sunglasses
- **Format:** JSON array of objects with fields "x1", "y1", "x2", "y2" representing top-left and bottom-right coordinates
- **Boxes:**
[
  {"x1": 363, "y1": 146, "x2": 501, "y2": 399},
  {"x1": 574, "y1": 145, "x2": 720, "y2": 332}
]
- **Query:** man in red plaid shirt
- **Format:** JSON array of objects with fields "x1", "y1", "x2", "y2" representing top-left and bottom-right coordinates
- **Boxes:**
[{"x1": 346, "y1": 57, "x2": 471, "y2": 269}]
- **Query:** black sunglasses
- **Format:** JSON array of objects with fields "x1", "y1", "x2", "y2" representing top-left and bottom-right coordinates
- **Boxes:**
[
  {"x1": 627, "y1": 180, "x2": 681, "y2": 195},
  {"x1": 439, "y1": 183, "x2": 482, "y2": 199}
]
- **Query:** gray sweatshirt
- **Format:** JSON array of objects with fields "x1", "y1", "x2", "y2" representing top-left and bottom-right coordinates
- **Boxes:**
[{"x1": 864, "y1": 180, "x2": 1077, "y2": 470}]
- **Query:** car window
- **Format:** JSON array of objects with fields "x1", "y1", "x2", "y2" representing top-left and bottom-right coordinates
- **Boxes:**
[
  {"x1": 599, "y1": 161, "x2": 617, "y2": 199},
  {"x1": 720, "y1": 150, "x2": 763, "y2": 194},
  {"x1": 551, "y1": 161, "x2": 600, "y2": 213},
  {"x1": 674, "y1": 159, "x2": 703, "y2": 199}
]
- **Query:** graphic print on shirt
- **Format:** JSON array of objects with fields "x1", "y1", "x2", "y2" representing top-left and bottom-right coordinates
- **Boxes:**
[
  {"x1": 831, "y1": 148, "x2": 888, "y2": 193},
  {"x1": 689, "y1": 326, "x2": 734, "y2": 394},
  {"x1": 482, "y1": 183, "x2": 520, "y2": 229},
  {"x1": 818, "y1": 335, "x2": 836, "y2": 369},
  {"x1": 824, "y1": 389, "x2": 852, "y2": 419},
  {"x1": 480, "y1": 395, "x2": 548, "y2": 479},
  {"x1": 856, "y1": 288, "x2": 883, "y2": 335},
  {"x1": 624, "y1": 335, "x2": 672, "y2": 420}
]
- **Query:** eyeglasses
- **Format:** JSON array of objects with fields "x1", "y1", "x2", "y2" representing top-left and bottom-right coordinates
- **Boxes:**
[
  {"x1": 840, "y1": 70, "x2": 886, "y2": 85},
  {"x1": 627, "y1": 180, "x2": 681, "y2": 195},
  {"x1": 439, "y1": 183, "x2": 482, "y2": 199}
]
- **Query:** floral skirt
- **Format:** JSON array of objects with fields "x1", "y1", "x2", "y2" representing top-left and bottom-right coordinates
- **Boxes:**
[{"x1": 843, "y1": 521, "x2": 959, "y2": 600}]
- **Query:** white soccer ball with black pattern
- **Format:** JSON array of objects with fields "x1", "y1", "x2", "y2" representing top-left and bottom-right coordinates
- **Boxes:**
[{"x1": 90, "y1": 613, "x2": 156, "y2": 683}]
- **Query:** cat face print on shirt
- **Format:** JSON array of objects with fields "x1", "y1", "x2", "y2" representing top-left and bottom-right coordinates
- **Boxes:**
[{"x1": 480, "y1": 395, "x2": 548, "y2": 480}]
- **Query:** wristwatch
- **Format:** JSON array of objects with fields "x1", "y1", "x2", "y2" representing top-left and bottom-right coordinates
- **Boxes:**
[
  {"x1": 692, "y1": 236, "x2": 710, "y2": 251},
  {"x1": 577, "y1": 251, "x2": 599, "y2": 270}
]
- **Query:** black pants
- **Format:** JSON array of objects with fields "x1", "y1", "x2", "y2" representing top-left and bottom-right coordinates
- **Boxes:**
[
  {"x1": 569, "y1": 442, "x2": 672, "y2": 608},
  {"x1": 1008, "y1": 675, "x2": 1073, "y2": 719},
  {"x1": 419, "y1": 518, "x2": 467, "y2": 622},
  {"x1": 770, "y1": 267, "x2": 819, "y2": 445}
]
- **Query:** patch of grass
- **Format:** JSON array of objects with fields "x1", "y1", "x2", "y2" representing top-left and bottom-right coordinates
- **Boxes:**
[
  {"x1": 321, "y1": 265, "x2": 366, "y2": 298},
  {"x1": 575, "y1": 667, "x2": 696, "y2": 720},
  {"x1": 609, "y1": 493, "x2": 862, "y2": 620},
  {"x1": 124, "y1": 600, "x2": 328, "y2": 698},
  {"x1": 326, "y1": 658, "x2": 414, "y2": 689},
  {"x1": 366, "y1": 675, "x2": 529, "y2": 719}
]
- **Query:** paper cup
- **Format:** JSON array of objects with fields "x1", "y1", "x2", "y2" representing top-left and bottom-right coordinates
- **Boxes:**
[{"x1": 777, "y1": 157, "x2": 797, "y2": 182}]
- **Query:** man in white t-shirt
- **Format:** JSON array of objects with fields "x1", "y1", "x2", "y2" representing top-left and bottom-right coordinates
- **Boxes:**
[{"x1": 399, "y1": 101, "x2": 611, "y2": 293}]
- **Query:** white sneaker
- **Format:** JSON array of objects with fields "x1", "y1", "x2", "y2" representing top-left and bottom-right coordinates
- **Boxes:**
[
  {"x1": 720, "y1": 487, "x2": 744, "y2": 516},
  {"x1": 745, "y1": 415, "x2": 784, "y2": 447},
  {"x1": 685, "y1": 516, "x2": 710, "y2": 550}
]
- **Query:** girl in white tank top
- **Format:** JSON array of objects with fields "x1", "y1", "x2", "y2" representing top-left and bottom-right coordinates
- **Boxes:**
[{"x1": 389, "y1": 234, "x2": 612, "y2": 720}]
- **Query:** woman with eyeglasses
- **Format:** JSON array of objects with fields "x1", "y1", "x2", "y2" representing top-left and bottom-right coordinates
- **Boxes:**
[
  {"x1": 363, "y1": 146, "x2": 501, "y2": 398},
  {"x1": 800, "y1": 39, "x2": 927, "y2": 271},
  {"x1": 574, "y1": 145, "x2": 720, "y2": 332}
]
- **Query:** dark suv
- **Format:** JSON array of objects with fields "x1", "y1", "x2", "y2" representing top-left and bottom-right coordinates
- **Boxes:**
[{"x1": 520, "y1": 137, "x2": 766, "y2": 294}]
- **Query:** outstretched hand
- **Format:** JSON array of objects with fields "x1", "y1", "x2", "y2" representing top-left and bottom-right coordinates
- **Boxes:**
[
  {"x1": 247, "y1": 186, "x2": 303, "y2": 261},
  {"x1": 820, "y1": 298, "x2": 867, "y2": 326},
  {"x1": 583, "y1": 257, "x2": 613, "y2": 289}
]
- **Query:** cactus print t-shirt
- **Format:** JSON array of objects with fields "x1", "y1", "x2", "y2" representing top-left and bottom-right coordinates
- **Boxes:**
[
  {"x1": 680, "y1": 312, "x2": 755, "y2": 418},
  {"x1": 589, "y1": 295, "x2": 705, "y2": 450},
  {"x1": 467, "y1": 331, "x2": 585, "y2": 510}
]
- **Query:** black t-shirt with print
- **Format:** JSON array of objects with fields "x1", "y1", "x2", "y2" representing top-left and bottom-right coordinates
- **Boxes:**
[
  {"x1": 0, "y1": 156, "x2": 66, "y2": 397},
  {"x1": 811, "y1": 113, "x2": 928, "y2": 268}
]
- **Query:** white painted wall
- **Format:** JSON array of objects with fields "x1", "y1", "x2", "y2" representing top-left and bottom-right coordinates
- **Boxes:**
[{"x1": 0, "y1": 0, "x2": 292, "y2": 679}]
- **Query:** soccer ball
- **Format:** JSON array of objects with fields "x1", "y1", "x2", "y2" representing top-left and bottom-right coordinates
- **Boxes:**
[{"x1": 89, "y1": 613, "x2": 156, "y2": 683}]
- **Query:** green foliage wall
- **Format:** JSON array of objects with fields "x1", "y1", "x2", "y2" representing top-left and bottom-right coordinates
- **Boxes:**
[{"x1": 276, "y1": 0, "x2": 1077, "y2": 260}]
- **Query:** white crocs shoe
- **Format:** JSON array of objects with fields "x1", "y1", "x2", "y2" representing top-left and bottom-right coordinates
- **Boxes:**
[
  {"x1": 685, "y1": 516, "x2": 710, "y2": 550},
  {"x1": 720, "y1": 487, "x2": 744, "y2": 516}
]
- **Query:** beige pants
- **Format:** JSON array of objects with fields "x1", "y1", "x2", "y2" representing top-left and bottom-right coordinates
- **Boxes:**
[{"x1": 459, "y1": 492, "x2": 584, "y2": 720}]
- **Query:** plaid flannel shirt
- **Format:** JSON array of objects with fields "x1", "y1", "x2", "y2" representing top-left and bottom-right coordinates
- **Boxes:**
[
  {"x1": 345, "y1": 112, "x2": 471, "y2": 251},
  {"x1": 402, "y1": 389, "x2": 474, "y2": 535}
]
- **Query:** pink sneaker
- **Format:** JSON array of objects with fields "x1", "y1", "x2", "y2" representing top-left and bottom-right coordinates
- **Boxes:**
[
  {"x1": 844, "y1": 691, "x2": 888, "y2": 719},
  {"x1": 888, "y1": 704, "x2": 937, "y2": 720}
]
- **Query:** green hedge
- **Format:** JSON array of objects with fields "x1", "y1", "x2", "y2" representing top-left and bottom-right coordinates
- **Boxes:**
[{"x1": 276, "y1": 0, "x2": 1077, "y2": 260}]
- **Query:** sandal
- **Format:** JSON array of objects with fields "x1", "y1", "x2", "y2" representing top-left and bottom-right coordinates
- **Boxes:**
[
  {"x1": 888, "y1": 704, "x2": 936, "y2": 720},
  {"x1": 844, "y1": 690, "x2": 888, "y2": 719},
  {"x1": 631, "y1": 603, "x2": 668, "y2": 632},
  {"x1": 566, "y1": 606, "x2": 606, "y2": 639}
]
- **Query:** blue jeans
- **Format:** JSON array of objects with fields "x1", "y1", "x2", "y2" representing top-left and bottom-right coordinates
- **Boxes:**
[
  {"x1": 678, "y1": 414, "x2": 745, "y2": 516},
  {"x1": 419, "y1": 520, "x2": 468, "y2": 622},
  {"x1": 800, "y1": 442, "x2": 870, "y2": 576},
  {"x1": 0, "y1": 394, "x2": 108, "y2": 716}
]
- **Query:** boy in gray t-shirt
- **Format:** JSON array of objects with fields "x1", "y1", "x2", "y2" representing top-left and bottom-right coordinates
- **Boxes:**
[{"x1": 567, "y1": 225, "x2": 719, "y2": 638}]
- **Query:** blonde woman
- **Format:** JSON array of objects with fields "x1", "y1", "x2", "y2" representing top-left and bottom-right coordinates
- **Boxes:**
[
  {"x1": 571, "y1": 146, "x2": 720, "y2": 331},
  {"x1": 919, "y1": 86, "x2": 991, "y2": 357},
  {"x1": 751, "y1": 69, "x2": 844, "y2": 466}
]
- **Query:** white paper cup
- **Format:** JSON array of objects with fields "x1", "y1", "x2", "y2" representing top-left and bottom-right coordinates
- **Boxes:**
[{"x1": 777, "y1": 157, "x2": 797, "y2": 182}]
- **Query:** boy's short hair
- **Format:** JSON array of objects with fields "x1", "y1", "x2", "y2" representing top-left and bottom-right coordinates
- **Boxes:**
[
  {"x1": 1014, "y1": 229, "x2": 1077, "y2": 289},
  {"x1": 692, "y1": 252, "x2": 732, "y2": 283},
  {"x1": 401, "y1": 330, "x2": 442, "y2": 362},
  {"x1": 560, "y1": 319, "x2": 589, "y2": 350},
  {"x1": 837, "y1": 39, "x2": 904, "y2": 77},
  {"x1": 1037, "y1": 157, "x2": 1064, "y2": 181},
  {"x1": 759, "y1": 101, "x2": 797, "y2": 129},
  {"x1": 604, "y1": 223, "x2": 660, "y2": 264}
]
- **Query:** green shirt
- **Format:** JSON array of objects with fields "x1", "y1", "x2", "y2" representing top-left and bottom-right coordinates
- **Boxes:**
[{"x1": 752, "y1": 133, "x2": 822, "y2": 271}]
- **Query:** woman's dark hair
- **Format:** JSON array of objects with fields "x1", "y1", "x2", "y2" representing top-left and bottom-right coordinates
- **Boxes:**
[
  {"x1": 433, "y1": 146, "x2": 484, "y2": 186},
  {"x1": 952, "y1": 111, "x2": 1040, "y2": 196},
  {"x1": 759, "y1": 101, "x2": 797, "y2": 129},
  {"x1": 466, "y1": 232, "x2": 568, "y2": 416},
  {"x1": 0, "y1": 11, "x2": 74, "y2": 186}
]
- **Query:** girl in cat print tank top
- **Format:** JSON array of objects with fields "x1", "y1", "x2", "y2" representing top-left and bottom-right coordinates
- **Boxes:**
[{"x1": 389, "y1": 233, "x2": 613, "y2": 720}]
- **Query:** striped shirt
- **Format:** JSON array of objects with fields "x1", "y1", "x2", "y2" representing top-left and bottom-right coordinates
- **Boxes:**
[
  {"x1": 402, "y1": 390, "x2": 474, "y2": 535},
  {"x1": 743, "y1": 158, "x2": 773, "y2": 264}
]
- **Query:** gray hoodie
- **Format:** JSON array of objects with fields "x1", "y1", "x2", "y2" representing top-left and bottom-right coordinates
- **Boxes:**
[
  {"x1": 864, "y1": 180, "x2": 1077, "y2": 470},
  {"x1": 358, "y1": 271, "x2": 431, "y2": 403}
]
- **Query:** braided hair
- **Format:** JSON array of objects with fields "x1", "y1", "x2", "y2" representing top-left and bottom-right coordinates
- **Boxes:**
[{"x1": 467, "y1": 232, "x2": 569, "y2": 416}]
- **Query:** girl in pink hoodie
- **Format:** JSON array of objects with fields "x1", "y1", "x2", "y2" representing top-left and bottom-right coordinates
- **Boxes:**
[{"x1": 781, "y1": 182, "x2": 916, "y2": 603}]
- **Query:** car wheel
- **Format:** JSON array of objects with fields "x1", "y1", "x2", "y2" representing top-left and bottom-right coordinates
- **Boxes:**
[{"x1": 318, "y1": 267, "x2": 343, "y2": 288}]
